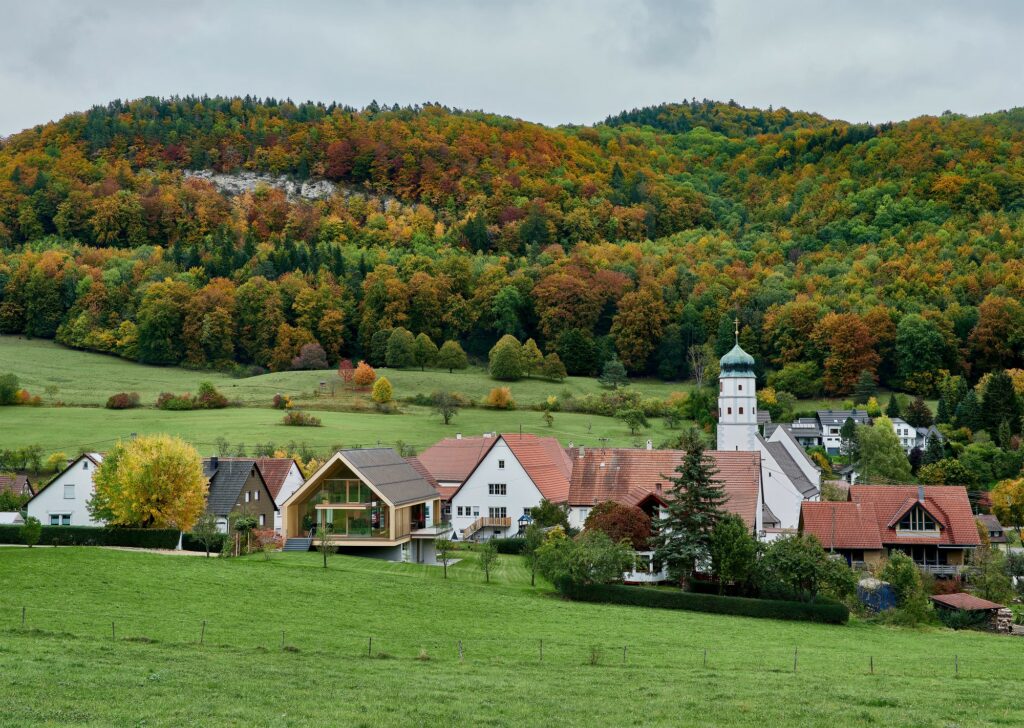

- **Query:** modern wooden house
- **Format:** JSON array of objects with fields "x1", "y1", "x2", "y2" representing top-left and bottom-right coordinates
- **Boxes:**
[
  {"x1": 280, "y1": 448, "x2": 445, "y2": 563},
  {"x1": 800, "y1": 485, "x2": 981, "y2": 575}
]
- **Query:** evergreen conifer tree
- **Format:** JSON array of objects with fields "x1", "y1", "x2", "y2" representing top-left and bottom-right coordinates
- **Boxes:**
[
  {"x1": 651, "y1": 429, "x2": 728, "y2": 584},
  {"x1": 885, "y1": 394, "x2": 901, "y2": 418},
  {"x1": 598, "y1": 356, "x2": 629, "y2": 389},
  {"x1": 853, "y1": 370, "x2": 876, "y2": 405}
]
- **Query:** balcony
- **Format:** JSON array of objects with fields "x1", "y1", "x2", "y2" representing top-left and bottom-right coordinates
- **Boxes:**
[
  {"x1": 411, "y1": 522, "x2": 452, "y2": 538},
  {"x1": 919, "y1": 564, "x2": 961, "y2": 577}
]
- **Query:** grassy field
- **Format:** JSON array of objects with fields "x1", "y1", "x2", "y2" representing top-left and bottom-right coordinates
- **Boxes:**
[
  {"x1": 0, "y1": 548, "x2": 1021, "y2": 727},
  {"x1": 0, "y1": 405, "x2": 680, "y2": 456},
  {"x1": 0, "y1": 335, "x2": 684, "y2": 408}
]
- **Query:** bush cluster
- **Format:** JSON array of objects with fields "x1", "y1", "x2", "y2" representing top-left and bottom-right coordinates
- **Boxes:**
[
  {"x1": 105, "y1": 392, "x2": 141, "y2": 409},
  {"x1": 490, "y1": 537, "x2": 526, "y2": 554},
  {"x1": 272, "y1": 393, "x2": 292, "y2": 410},
  {"x1": 557, "y1": 581, "x2": 849, "y2": 624},
  {"x1": 181, "y1": 531, "x2": 225, "y2": 553},
  {"x1": 282, "y1": 410, "x2": 322, "y2": 427},
  {"x1": 0, "y1": 525, "x2": 180, "y2": 548},
  {"x1": 156, "y1": 382, "x2": 229, "y2": 411}
]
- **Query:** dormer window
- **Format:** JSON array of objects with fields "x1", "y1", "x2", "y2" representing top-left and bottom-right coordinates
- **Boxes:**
[{"x1": 898, "y1": 506, "x2": 938, "y2": 532}]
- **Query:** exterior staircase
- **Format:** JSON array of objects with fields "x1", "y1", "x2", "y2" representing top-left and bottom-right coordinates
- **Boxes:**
[
  {"x1": 461, "y1": 516, "x2": 512, "y2": 540},
  {"x1": 283, "y1": 537, "x2": 313, "y2": 552}
]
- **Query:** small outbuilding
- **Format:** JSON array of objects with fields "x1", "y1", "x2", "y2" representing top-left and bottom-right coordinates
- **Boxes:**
[{"x1": 930, "y1": 593, "x2": 1010, "y2": 633}]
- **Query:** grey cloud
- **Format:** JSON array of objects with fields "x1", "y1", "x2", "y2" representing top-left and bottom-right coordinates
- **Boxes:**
[{"x1": 1, "y1": 1, "x2": 1024, "y2": 135}]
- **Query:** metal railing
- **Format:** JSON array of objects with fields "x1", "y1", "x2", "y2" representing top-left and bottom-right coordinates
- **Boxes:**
[{"x1": 461, "y1": 517, "x2": 512, "y2": 540}]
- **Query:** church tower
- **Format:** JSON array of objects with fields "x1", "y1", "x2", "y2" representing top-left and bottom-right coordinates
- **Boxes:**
[{"x1": 717, "y1": 319, "x2": 758, "y2": 452}]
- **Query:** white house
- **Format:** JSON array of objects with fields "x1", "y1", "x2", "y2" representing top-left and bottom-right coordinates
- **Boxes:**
[
  {"x1": 447, "y1": 433, "x2": 571, "y2": 541},
  {"x1": 26, "y1": 453, "x2": 105, "y2": 527},
  {"x1": 0, "y1": 512, "x2": 25, "y2": 525},
  {"x1": 717, "y1": 335, "x2": 820, "y2": 532},
  {"x1": 890, "y1": 418, "x2": 918, "y2": 454}
]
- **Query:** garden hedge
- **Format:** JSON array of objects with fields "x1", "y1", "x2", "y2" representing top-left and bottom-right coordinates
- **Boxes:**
[
  {"x1": 490, "y1": 537, "x2": 526, "y2": 554},
  {"x1": 181, "y1": 532, "x2": 225, "y2": 553},
  {"x1": 557, "y1": 580, "x2": 849, "y2": 625},
  {"x1": 0, "y1": 525, "x2": 180, "y2": 549}
]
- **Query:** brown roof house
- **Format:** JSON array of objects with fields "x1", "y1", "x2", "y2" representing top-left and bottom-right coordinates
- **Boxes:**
[
  {"x1": 566, "y1": 447, "x2": 764, "y2": 533},
  {"x1": 430, "y1": 433, "x2": 572, "y2": 542},
  {"x1": 203, "y1": 457, "x2": 278, "y2": 534},
  {"x1": 801, "y1": 485, "x2": 981, "y2": 575},
  {"x1": 0, "y1": 474, "x2": 33, "y2": 498},
  {"x1": 280, "y1": 448, "x2": 445, "y2": 563},
  {"x1": 976, "y1": 514, "x2": 1008, "y2": 550},
  {"x1": 218, "y1": 457, "x2": 305, "y2": 533}
]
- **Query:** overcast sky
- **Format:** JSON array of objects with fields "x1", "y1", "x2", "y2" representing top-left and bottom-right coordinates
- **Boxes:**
[{"x1": 2, "y1": 0, "x2": 1022, "y2": 136}]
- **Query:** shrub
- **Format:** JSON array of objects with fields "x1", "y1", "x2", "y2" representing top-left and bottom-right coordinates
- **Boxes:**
[
  {"x1": 291, "y1": 342, "x2": 328, "y2": 370},
  {"x1": 20, "y1": 516, "x2": 41, "y2": 547},
  {"x1": 337, "y1": 358, "x2": 355, "y2": 383},
  {"x1": 195, "y1": 382, "x2": 228, "y2": 409},
  {"x1": 282, "y1": 411, "x2": 322, "y2": 427},
  {"x1": 105, "y1": 392, "x2": 141, "y2": 410},
  {"x1": 0, "y1": 525, "x2": 180, "y2": 548},
  {"x1": 491, "y1": 537, "x2": 526, "y2": 554},
  {"x1": 0, "y1": 373, "x2": 19, "y2": 405},
  {"x1": 584, "y1": 501, "x2": 651, "y2": 550},
  {"x1": 557, "y1": 581, "x2": 849, "y2": 624},
  {"x1": 485, "y1": 386, "x2": 515, "y2": 410},
  {"x1": 436, "y1": 340, "x2": 469, "y2": 372},
  {"x1": 936, "y1": 607, "x2": 990, "y2": 630},
  {"x1": 541, "y1": 353, "x2": 567, "y2": 382},
  {"x1": 878, "y1": 551, "x2": 933, "y2": 625},
  {"x1": 489, "y1": 335, "x2": 524, "y2": 381},
  {"x1": 156, "y1": 392, "x2": 194, "y2": 410},
  {"x1": 372, "y1": 377, "x2": 393, "y2": 404},
  {"x1": 353, "y1": 361, "x2": 377, "y2": 388},
  {"x1": 537, "y1": 530, "x2": 634, "y2": 586},
  {"x1": 272, "y1": 393, "x2": 292, "y2": 410},
  {"x1": 181, "y1": 531, "x2": 225, "y2": 554}
]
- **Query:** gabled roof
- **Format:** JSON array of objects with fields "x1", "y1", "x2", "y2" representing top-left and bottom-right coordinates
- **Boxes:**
[
  {"x1": 800, "y1": 501, "x2": 883, "y2": 550},
  {"x1": 502, "y1": 434, "x2": 573, "y2": 503},
  {"x1": 771, "y1": 426, "x2": 822, "y2": 472},
  {"x1": 848, "y1": 485, "x2": 980, "y2": 547},
  {"x1": 218, "y1": 457, "x2": 301, "y2": 500},
  {"x1": 204, "y1": 458, "x2": 276, "y2": 517},
  {"x1": 567, "y1": 448, "x2": 761, "y2": 529},
  {"x1": 342, "y1": 449, "x2": 439, "y2": 506},
  {"x1": 817, "y1": 410, "x2": 870, "y2": 428},
  {"x1": 405, "y1": 456, "x2": 441, "y2": 491},
  {"x1": 416, "y1": 436, "x2": 493, "y2": 483},
  {"x1": 976, "y1": 514, "x2": 1007, "y2": 543},
  {"x1": 931, "y1": 593, "x2": 1004, "y2": 611},
  {"x1": 26, "y1": 452, "x2": 103, "y2": 503},
  {"x1": 763, "y1": 440, "x2": 818, "y2": 498},
  {"x1": 0, "y1": 474, "x2": 32, "y2": 496}
]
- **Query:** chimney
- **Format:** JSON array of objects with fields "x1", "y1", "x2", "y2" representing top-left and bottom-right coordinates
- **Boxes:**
[
  {"x1": 917, "y1": 485, "x2": 925, "y2": 503},
  {"x1": 210, "y1": 455, "x2": 219, "y2": 470},
  {"x1": 579, "y1": 446, "x2": 585, "y2": 458},
  {"x1": 456, "y1": 433, "x2": 462, "y2": 440},
  {"x1": 646, "y1": 439, "x2": 653, "y2": 450},
  {"x1": 568, "y1": 441, "x2": 574, "y2": 449}
]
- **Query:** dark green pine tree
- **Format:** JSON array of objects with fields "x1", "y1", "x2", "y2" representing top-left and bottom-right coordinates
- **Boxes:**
[
  {"x1": 981, "y1": 370, "x2": 1021, "y2": 435},
  {"x1": 853, "y1": 369, "x2": 876, "y2": 405},
  {"x1": 840, "y1": 417, "x2": 860, "y2": 463},
  {"x1": 935, "y1": 395, "x2": 949, "y2": 424},
  {"x1": 955, "y1": 390, "x2": 982, "y2": 432},
  {"x1": 652, "y1": 429, "x2": 728, "y2": 584},
  {"x1": 885, "y1": 394, "x2": 901, "y2": 418},
  {"x1": 904, "y1": 396, "x2": 933, "y2": 428},
  {"x1": 715, "y1": 314, "x2": 737, "y2": 358},
  {"x1": 923, "y1": 431, "x2": 945, "y2": 465}
]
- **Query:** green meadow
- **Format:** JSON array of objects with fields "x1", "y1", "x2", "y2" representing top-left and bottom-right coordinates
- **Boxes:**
[{"x1": 0, "y1": 547, "x2": 1020, "y2": 727}]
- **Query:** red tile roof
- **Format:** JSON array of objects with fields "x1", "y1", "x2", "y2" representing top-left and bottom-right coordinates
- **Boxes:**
[
  {"x1": 567, "y1": 449, "x2": 762, "y2": 529},
  {"x1": 219, "y1": 457, "x2": 299, "y2": 500},
  {"x1": 931, "y1": 593, "x2": 1004, "y2": 611},
  {"x1": 416, "y1": 437, "x2": 494, "y2": 483},
  {"x1": 405, "y1": 456, "x2": 441, "y2": 491},
  {"x1": 0, "y1": 474, "x2": 32, "y2": 496},
  {"x1": 800, "y1": 501, "x2": 883, "y2": 550},
  {"x1": 501, "y1": 434, "x2": 573, "y2": 503},
  {"x1": 848, "y1": 485, "x2": 980, "y2": 547}
]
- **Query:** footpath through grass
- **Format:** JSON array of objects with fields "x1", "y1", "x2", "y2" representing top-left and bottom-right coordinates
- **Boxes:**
[{"x1": 0, "y1": 548, "x2": 1021, "y2": 727}]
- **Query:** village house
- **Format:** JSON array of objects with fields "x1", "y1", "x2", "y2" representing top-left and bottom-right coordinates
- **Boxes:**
[
  {"x1": 799, "y1": 485, "x2": 980, "y2": 575},
  {"x1": 0, "y1": 473, "x2": 33, "y2": 498},
  {"x1": 203, "y1": 457, "x2": 278, "y2": 533},
  {"x1": 26, "y1": 453, "x2": 104, "y2": 527},
  {"x1": 444, "y1": 433, "x2": 571, "y2": 541},
  {"x1": 976, "y1": 514, "x2": 1008, "y2": 551},
  {"x1": 217, "y1": 457, "x2": 304, "y2": 533},
  {"x1": 415, "y1": 434, "x2": 493, "y2": 522},
  {"x1": 280, "y1": 448, "x2": 445, "y2": 562}
]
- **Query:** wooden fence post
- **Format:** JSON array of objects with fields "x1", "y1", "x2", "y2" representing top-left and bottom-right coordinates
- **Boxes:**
[
  {"x1": 200, "y1": 620, "x2": 206, "y2": 645},
  {"x1": 623, "y1": 645, "x2": 627, "y2": 664},
  {"x1": 703, "y1": 648, "x2": 707, "y2": 668},
  {"x1": 869, "y1": 656, "x2": 873, "y2": 675},
  {"x1": 21, "y1": 606, "x2": 25, "y2": 628},
  {"x1": 793, "y1": 647, "x2": 798, "y2": 673},
  {"x1": 368, "y1": 636, "x2": 372, "y2": 657},
  {"x1": 458, "y1": 640, "x2": 463, "y2": 661},
  {"x1": 539, "y1": 639, "x2": 543, "y2": 662},
  {"x1": 111, "y1": 621, "x2": 115, "y2": 642}
]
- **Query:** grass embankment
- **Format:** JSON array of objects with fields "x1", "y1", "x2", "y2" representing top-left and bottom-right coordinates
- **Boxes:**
[{"x1": 0, "y1": 548, "x2": 1021, "y2": 727}]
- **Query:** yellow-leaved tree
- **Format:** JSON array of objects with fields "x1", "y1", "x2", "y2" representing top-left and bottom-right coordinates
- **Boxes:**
[{"x1": 90, "y1": 434, "x2": 208, "y2": 531}]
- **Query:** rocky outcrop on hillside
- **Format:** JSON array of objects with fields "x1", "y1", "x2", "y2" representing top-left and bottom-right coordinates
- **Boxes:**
[{"x1": 184, "y1": 170, "x2": 338, "y2": 200}]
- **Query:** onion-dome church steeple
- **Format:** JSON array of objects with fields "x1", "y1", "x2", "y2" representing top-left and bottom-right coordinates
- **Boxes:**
[{"x1": 717, "y1": 318, "x2": 758, "y2": 451}]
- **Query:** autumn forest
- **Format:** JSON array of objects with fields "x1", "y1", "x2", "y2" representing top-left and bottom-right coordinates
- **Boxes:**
[{"x1": 1, "y1": 96, "x2": 1024, "y2": 399}]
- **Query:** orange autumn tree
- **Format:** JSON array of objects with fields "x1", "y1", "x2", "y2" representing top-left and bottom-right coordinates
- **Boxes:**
[
  {"x1": 89, "y1": 434, "x2": 207, "y2": 531},
  {"x1": 611, "y1": 286, "x2": 669, "y2": 372},
  {"x1": 812, "y1": 312, "x2": 879, "y2": 395}
]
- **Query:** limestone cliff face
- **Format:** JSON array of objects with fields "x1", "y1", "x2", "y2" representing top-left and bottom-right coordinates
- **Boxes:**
[{"x1": 183, "y1": 170, "x2": 337, "y2": 200}]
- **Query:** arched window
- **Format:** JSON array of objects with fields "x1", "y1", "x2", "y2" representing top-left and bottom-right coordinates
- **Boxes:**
[
  {"x1": 738, "y1": 407, "x2": 744, "y2": 415},
  {"x1": 727, "y1": 407, "x2": 732, "y2": 415}
]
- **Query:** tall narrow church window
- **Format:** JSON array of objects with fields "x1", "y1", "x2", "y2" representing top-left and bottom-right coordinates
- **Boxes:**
[
  {"x1": 727, "y1": 407, "x2": 732, "y2": 415},
  {"x1": 738, "y1": 407, "x2": 744, "y2": 415},
  {"x1": 738, "y1": 384, "x2": 743, "y2": 391}
]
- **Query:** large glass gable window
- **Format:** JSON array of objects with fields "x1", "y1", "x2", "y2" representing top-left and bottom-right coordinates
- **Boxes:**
[{"x1": 898, "y1": 506, "x2": 938, "y2": 532}]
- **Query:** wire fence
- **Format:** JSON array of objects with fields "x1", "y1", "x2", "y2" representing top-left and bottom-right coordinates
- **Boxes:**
[{"x1": 0, "y1": 603, "x2": 1001, "y2": 681}]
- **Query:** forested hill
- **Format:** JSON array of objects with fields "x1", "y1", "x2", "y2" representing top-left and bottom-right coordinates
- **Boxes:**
[{"x1": 1, "y1": 96, "x2": 1024, "y2": 400}]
